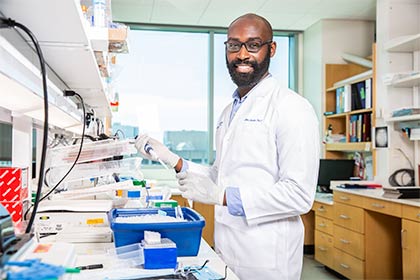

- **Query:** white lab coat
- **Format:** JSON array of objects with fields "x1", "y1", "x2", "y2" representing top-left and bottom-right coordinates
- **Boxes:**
[{"x1": 189, "y1": 76, "x2": 320, "y2": 280}]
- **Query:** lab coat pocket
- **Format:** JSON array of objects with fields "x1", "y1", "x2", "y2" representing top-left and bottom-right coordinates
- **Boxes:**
[{"x1": 232, "y1": 223, "x2": 278, "y2": 269}]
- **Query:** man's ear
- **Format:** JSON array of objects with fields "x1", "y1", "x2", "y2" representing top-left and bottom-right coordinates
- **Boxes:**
[{"x1": 270, "y1": 41, "x2": 277, "y2": 58}]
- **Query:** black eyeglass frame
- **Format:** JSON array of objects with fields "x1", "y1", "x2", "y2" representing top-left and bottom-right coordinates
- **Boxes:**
[{"x1": 224, "y1": 39, "x2": 273, "y2": 53}]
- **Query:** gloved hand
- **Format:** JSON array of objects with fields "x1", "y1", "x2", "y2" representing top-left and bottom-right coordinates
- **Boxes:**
[
  {"x1": 134, "y1": 134, "x2": 180, "y2": 168},
  {"x1": 177, "y1": 171, "x2": 225, "y2": 205}
]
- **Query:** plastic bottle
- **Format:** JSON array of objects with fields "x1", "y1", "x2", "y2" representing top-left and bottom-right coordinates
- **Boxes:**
[
  {"x1": 92, "y1": 0, "x2": 106, "y2": 27},
  {"x1": 124, "y1": 190, "x2": 143, "y2": 208}
]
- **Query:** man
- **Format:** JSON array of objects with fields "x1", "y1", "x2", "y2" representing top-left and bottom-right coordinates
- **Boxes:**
[{"x1": 135, "y1": 13, "x2": 319, "y2": 279}]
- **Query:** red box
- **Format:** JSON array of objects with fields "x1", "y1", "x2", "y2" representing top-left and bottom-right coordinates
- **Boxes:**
[
  {"x1": 0, "y1": 201, "x2": 23, "y2": 222},
  {"x1": 0, "y1": 167, "x2": 28, "y2": 223}
]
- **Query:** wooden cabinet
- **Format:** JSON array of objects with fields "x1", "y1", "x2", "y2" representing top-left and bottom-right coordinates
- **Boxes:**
[
  {"x1": 402, "y1": 205, "x2": 420, "y2": 279},
  {"x1": 332, "y1": 191, "x2": 365, "y2": 279},
  {"x1": 172, "y1": 195, "x2": 214, "y2": 247},
  {"x1": 324, "y1": 61, "x2": 375, "y2": 157},
  {"x1": 313, "y1": 201, "x2": 334, "y2": 268},
  {"x1": 313, "y1": 188, "x2": 419, "y2": 279},
  {"x1": 323, "y1": 46, "x2": 376, "y2": 182}
]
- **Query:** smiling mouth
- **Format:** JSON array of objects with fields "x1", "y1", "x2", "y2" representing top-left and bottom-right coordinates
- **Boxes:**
[{"x1": 235, "y1": 64, "x2": 253, "y2": 73}]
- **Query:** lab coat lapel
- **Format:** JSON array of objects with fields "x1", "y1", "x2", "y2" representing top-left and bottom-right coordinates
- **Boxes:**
[{"x1": 225, "y1": 76, "x2": 274, "y2": 135}]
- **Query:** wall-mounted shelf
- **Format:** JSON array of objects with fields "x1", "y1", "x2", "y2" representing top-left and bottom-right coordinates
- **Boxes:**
[
  {"x1": 0, "y1": 0, "x2": 111, "y2": 117},
  {"x1": 385, "y1": 33, "x2": 420, "y2": 52},
  {"x1": 386, "y1": 114, "x2": 420, "y2": 122},
  {"x1": 325, "y1": 142, "x2": 372, "y2": 152},
  {"x1": 323, "y1": 59, "x2": 375, "y2": 162},
  {"x1": 333, "y1": 70, "x2": 373, "y2": 88},
  {"x1": 0, "y1": 36, "x2": 82, "y2": 130},
  {"x1": 389, "y1": 73, "x2": 420, "y2": 88}
]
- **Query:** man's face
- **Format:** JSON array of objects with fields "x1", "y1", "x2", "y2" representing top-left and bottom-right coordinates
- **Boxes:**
[
  {"x1": 226, "y1": 47, "x2": 271, "y2": 88},
  {"x1": 225, "y1": 18, "x2": 275, "y2": 88}
]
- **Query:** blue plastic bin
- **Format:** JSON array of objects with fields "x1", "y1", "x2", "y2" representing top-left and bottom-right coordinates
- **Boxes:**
[{"x1": 109, "y1": 207, "x2": 205, "y2": 256}]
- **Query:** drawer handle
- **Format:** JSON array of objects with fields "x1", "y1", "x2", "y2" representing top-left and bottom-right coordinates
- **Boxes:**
[
  {"x1": 318, "y1": 207, "x2": 326, "y2": 212},
  {"x1": 317, "y1": 246, "x2": 327, "y2": 252},
  {"x1": 339, "y1": 196, "x2": 350, "y2": 201},
  {"x1": 416, "y1": 213, "x2": 420, "y2": 219},
  {"x1": 340, "y1": 263, "x2": 350, "y2": 269},
  {"x1": 339, "y1": 214, "x2": 350, "y2": 220},
  {"x1": 340, "y1": 239, "x2": 350, "y2": 244},
  {"x1": 401, "y1": 229, "x2": 407, "y2": 249},
  {"x1": 371, "y1": 203, "x2": 385, "y2": 208},
  {"x1": 318, "y1": 223, "x2": 327, "y2": 227}
]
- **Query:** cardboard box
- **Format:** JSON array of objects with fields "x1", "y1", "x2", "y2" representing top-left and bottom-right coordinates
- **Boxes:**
[{"x1": 108, "y1": 27, "x2": 128, "y2": 41}]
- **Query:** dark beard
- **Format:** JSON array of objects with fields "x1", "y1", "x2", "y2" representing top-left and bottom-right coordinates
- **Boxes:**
[{"x1": 226, "y1": 49, "x2": 271, "y2": 88}]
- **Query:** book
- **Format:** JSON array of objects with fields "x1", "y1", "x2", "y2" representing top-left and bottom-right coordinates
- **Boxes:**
[
  {"x1": 344, "y1": 84, "x2": 351, "y2": 112},
  {"x1": 365, "y1": 78, "x2": 372, "y2": 108},
  {"x1": 392, "y1": 108, "x2": 420, "y2": 117},
  {"x1": 382, "y1": 186, "x2": 420, "y2": 199},
  {"x1": 336, "y1": 87, "x2": 345, "y2": 114},
  {"x1": 356, "y1": 81, "x2": 366, "y2": 109}
]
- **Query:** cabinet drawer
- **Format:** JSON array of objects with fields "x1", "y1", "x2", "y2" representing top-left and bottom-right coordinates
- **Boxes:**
[
  {"x1": 313, "y1": 201, "x2": 334, "y2": 219},
  {"x1": 402, "y1": 205, "x2": 420, "y2": 222},
  {"x1": 333, "y1": 191, "x2": 363, "y2": 207},
  {"x1": 315, "y1": 230, "x2": 334, "y2": 268},
  {"x1": 334, "y1": 225, "x2": 365, "y2": 260},
  {"x1": 334, "y1": 202, "x2": 364, "y2": 233},
  {"x1": 333, "y1": 249, "x2": 364, "y2": 279},
  {"x1": 363, "y1": 197, "x2": 402, "y2": 217},
  {"x1": 315, "y1": 215, "x2": 333, "y2": 235}
]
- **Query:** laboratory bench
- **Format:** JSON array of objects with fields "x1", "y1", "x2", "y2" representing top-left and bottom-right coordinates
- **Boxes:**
[
  {"x1": 308, "y1": 181, "x2": 420, "y2": 279},
  {"x1": 70, "y1": 238, "x2": 237, "y2": 280},
  {"x1": 23, "y1": 236, "x2": 238, "y2": 280}
]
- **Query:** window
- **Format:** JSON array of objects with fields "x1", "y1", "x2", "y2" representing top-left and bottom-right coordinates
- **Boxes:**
[
  {"x1": 113, "y1": 27, "x2": 298, "y2": 167},
  {"x1": 0, "y1": 122, "x2": 12, "y2": 167},
  {"x1": 113, "y1": 30, "x2": 209, "y2": 166}
]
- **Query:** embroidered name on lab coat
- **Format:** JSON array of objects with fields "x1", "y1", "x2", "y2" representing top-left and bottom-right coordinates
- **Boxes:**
[
  {"x1": 244, "y1": 118, "x2": 263, "y2": 122},
  {"x1": 216, "y1": 121, "x2": 224, "y2": 129}
]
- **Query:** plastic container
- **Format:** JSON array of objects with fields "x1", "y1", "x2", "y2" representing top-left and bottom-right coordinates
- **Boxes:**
[
  {"x1": 46, "y1": 157, "x2": 142, "y2": 186},
  {"x1": 124, "y1": 190, "x2": 144, "y2": 208},
  {"x1": 108, "y1": 243, "x2": 144, "y2": 267},
  {"x1": 109, "y1": 207, "x2": 205, "y2": 256},
  {"x1": 143, "y1": 238, "x2": 177, "y2": 269},
  {"x1": 47, "y1": 139, "x2": 137, "y2": 167}
]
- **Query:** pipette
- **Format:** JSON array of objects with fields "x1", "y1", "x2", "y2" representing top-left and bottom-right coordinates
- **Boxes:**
[{"x1": 144, "y1": 143, "x2": 169, "y2": 170}]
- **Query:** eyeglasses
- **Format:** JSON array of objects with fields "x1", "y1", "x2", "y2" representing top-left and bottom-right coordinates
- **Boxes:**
[{"x1": 224, "y1": 39, "x2": 272, "y2": 53}]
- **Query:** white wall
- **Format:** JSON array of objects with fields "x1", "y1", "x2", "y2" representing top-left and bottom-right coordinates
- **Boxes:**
[
  {"x1": 375, "y1": 0, "x2": 420, "y2": 185},
  {"x1": 12, "y1": 115, "x2": 32, "y2": 170},
  {"x1": 303, "y1": 21, "x2": 323, "y2": 120}
]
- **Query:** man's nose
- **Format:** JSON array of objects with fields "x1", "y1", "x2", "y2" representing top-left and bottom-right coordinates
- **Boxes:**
[{"x1": 237, "y1": 44, "x2": 250, "y2": 60}]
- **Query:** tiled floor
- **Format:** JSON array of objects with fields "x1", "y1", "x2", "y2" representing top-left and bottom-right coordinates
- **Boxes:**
[{"x1": 301, "y1": 255, "x2": 343, "y2": 280}]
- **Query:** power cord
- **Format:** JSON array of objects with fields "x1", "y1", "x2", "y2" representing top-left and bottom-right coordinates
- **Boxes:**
[
  {"x1": 0, "y1": 17, "x2": 50, "y2": 234},
  {"x1": 388, "y1": 148, "x2": 415, "y2": 186},
  {"x1": 388, "y1": 169, "x2": 414, "y2": 187},
  {"x1": 23, "y1": 91, "x2": 86, "y2": 221},
  {"x1": 40, "y1": 91, "x2": 86, "y2": 201}
]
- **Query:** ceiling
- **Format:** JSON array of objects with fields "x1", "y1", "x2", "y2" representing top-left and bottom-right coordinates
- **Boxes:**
[{"x1": 111, "y1": 0, "x2": 376, "y2": 31}]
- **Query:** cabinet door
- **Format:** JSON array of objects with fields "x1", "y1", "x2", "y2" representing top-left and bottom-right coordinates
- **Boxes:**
[
  {"x1": 402, "y1": 219, "x2": 420, "y2": 279},
  {"x1": 315, "y1": 230, "x2": 334, "y2": 268}
]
